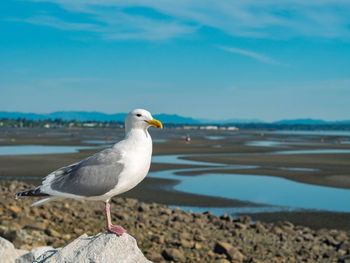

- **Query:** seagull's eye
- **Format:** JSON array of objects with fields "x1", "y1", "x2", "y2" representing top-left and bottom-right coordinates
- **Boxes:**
[{"x1": 136, "y1": 114, "x2": 142, "y2": 117}]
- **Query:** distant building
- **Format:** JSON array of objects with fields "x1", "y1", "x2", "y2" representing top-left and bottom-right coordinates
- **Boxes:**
[
  {"x1": 183, "y1": 126, "x2": 198, "y2": 130},
  {"x1": 200, "y1": 126, "x2": 218, "y2": 130},
  {"x1": 226, "y1": 126, "x2": 239, "y2": 131},
  {"x1": 83, "y1": 123, "x2": 97, "y2": 127}
]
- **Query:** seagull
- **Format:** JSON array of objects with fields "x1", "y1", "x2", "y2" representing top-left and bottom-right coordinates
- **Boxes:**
[{"x1": 15, "y1": 109, "x2": 162, "y2": 235}]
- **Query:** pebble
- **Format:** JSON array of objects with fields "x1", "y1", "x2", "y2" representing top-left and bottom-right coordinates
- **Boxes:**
[
  {"x1": 214, "y1": 241, "x2": 244, "y2": 262},
  {"x1": 0, "y1": 180, "x2": 349, "y2": 263},
  {"x1": 162, "y1": 248, "x2": 185, "y2": 262}
]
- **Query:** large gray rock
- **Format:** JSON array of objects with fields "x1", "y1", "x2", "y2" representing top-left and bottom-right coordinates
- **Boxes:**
[
  {"x1": 35, "y1": 232, "x2": 152, "y2": 263},
  {"x1": 0, "y1": 236, "x2": 20, "y2": 263},
  {"x1": 16, "y1": 246, "x2": 54, "y2": 263}
]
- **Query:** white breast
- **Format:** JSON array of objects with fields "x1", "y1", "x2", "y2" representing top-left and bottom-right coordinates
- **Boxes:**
[{"x1": 100, "y1": 130, "x2": 153, "y2": 201}]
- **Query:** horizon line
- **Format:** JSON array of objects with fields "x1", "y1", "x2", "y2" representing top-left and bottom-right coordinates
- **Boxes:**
[{"x1": 0, "y1": 110, "x2": 349, "y2": 124}]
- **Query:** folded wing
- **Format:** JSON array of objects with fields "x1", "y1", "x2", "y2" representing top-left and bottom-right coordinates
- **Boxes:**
[{"x1": 41, "y1": 148, "x2": 124, "y2": 197}]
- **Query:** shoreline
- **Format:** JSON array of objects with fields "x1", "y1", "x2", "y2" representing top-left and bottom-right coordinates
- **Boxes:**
[
  {"x1": 1, "y1": 127, "x2": 350, "y2": 232},
  {"x1": 1, "y1": 180, "x2": 349, "y2": 262}
]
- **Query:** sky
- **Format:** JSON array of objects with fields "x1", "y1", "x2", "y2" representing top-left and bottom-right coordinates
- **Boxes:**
[{"x1": 1, "y1": 0, "x2": 350, "y2": 122}]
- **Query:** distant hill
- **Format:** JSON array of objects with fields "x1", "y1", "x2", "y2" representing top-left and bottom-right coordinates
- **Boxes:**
[
  {"x1": 274, "y1": 118, "x2": 328, "y2": 125},
  {"x1": 0, "y1": 111, "x2": 199, "y2": 124},
  {"x1": 153, "y1": 114, "x2": 199, "y2": 124},
  {"x1": 0, "y1": 111, "x2": 127, "y2": 122},
  {"x1": 0, "y1": 111, "x2": 349, "y2": 125},
  {"x1": 274, "y1": 119, "x2": 350, "y2": 125},
  {"x1": 215, "y1": 118, "x2": 262, "y2": 124}
]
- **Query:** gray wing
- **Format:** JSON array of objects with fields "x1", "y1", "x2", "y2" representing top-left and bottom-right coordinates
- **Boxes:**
[{"x1": 45, "y1": 148, "x2": 124, "y2": 197}]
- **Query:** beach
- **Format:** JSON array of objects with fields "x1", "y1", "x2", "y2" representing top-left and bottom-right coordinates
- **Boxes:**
[{"x1": 1, "y1": 127, "x2": 350, "y2": 232}]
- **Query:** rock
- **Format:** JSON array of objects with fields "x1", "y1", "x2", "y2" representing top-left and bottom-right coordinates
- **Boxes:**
[
  {"x1": 237, "y1": 215, "x2": 251, "y2": 225},
  {"x1": 8, "y1": 206, "x2": 21, "y2": 214},
  {"x1": 324, "y1": 234, "x2": 341, "y2": 246},
  {"x1": 234, "y1": 223, "x2": 247, "y2": 230},
  {"x1": 194, "y1": 233, "x2": 206, "y2": 242},
  {"x1": 138, "y1": 203, "x2": 150, "y2": 212},
  {"x1": 254, "y1": 221, "x2": 266, "y2": 234},
  {"x1": 0, "y1": 236, "x2": 20, "y2": 263},
  {"x1": 220, "y1": 214, "x2": 233, "y2": 222},
  {"x1": 173, "y1": 207, "x2": 184, "y2": 215},
  {"x1": 162, "y1": 248, "x2": 185, "y2": 262},
  {"x1": 215, "y1": 259, "x2": 231, "y2": 263},
  {"x1": 214, "y1": 241, "x2": 244, "y2": 262},
  {"x1": 16, "y1": 246, "x2": 54, "y2": 263},
  {"x1": 271, "y1": 225, "x2": 283, "y2": 235},
  {"x1": 159, "y1": 207, "x2": 172, "y2": 215},
  {"x1": 338, "y1": 255, "x2": 350, "y2": 263},
  {"x1": 179, "y1": 232, "x2": 191, "y2": 240},
  {"x1": 45, "y1": 229, "x2": 61, "y2": 238},
  {"x1": 180, "y1": 239, "x2": 192, "y2": 248},
  {"x1": 147, "y1": 251, "x2": 163, "y2": 262},
  {"x1": 36, "y1": 232, "x2": 152, "y2": 263},
  {"x1": 151, "y1": 234, "x2": 165, "y2": 244},
  {"x1": 15, "y1": 249, "x2": 29, "y2": 257}
]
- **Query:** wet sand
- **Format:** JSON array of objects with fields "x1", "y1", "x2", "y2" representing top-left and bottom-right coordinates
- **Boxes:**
[
  {"x1": 250, "y1": 210, "x2": 350, "y2": 231},
  {"x1": 1, "y1": 127, "x2": 350, "y2": 231}
]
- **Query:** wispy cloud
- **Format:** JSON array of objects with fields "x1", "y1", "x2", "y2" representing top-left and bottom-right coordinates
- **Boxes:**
[
  {"x1": 11, "y1": 15, "x2": 102, "y2": 32},
  {"x1": 217, "y1": 46, "x2": 279, "y2": 65},
  {"x1": 13, "y1": 0, "x2": 350, "y2": 40}
]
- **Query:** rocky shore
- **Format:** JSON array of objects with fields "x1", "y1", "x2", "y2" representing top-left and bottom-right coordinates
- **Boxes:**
[{"x1": 1, "y1": 180, "x2": 350, "y2": 262}]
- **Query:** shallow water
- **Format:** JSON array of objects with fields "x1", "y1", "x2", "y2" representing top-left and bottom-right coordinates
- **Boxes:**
[
  {"x1": 272, "y1": 149, "x2": 350, "y2": 155},
  {"x1": 149, "y1": 169, "x2": 350, "y2": 213},
  {"x1": 2, "y1": 143, "x2": 350, "y2": 215},
  {"x1": 153, "y1": 138, "x2": 168, "y2": 143},
  {"x1": 0, "y1": 145, "x2": 93, "y2": 155},
  {"x1": 152, "y1": 155, "x2": 218, "y2": 166},
  {"x1": 246, "y1": 140, "x2": 286, "y2": 147},
  {"x1": 151, "y1": 154, "x2": 350, "y2": 213},
  {"x1": 205, "y1": 136, "x2": 225, "y2": 140},
  {"x1": 82, "y1": 140, "x2": 113, "y2": 145},
  {"x1": 268, "y1": 130, "x2": 350, "y2": 137}
]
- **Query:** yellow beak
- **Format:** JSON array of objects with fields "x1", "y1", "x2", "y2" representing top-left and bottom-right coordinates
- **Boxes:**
[{"x1": 145, "y1": 118, "x2": 163, "y2": 129}]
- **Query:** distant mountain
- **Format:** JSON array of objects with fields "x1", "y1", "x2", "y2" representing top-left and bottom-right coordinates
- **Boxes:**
[
  {"x1": 48, "y1": 111, "x2": 127, "y2": 122},
  {"x1": 198, "y1": 118, "x2": 262, "y2": 124},
  {"x1": 0, "y1": 111, "x2": 127, "y2": 122},
  {"x1": 274, "y1": 119, "x2": 350, "y2": 125},
  {"x1": 1, "y1": 111, "x2": 349, "y2": 125},
  {"x1": 274, "y1": 118, "x2": 328, "y2": 125},
  {"x1": 0, "y1": 111, "x2": 199, "y2": 124},
  {"x1": 219, "y1": 118, "x2": 262, "y2": 124},
  {"x1": 0, "y1": 112, "x2": 47, "y2": 120},
  {"x1": 153, "y1": 114, "x2": 199, "y2": 124}
]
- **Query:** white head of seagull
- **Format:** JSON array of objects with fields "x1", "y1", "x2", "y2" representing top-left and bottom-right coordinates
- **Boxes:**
[{"x1": 125, "y1": 109, "x2": 162, "y2": 134}]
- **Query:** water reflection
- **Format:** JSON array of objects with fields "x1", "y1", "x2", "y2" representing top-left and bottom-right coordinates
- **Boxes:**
[
  {"x1": 246, "y1": 140, "x2": 286, "y2": 147},
  {"x1": 0, "y1": 145, "x2": 93, "y2": 155},
  {"x1": 153, "y1": 138, "x2": 168, "y2": 143},
  {"x1": 151, "y1": 154, "x2": 350, "y2": 213},
  {"x1": 149, "y1": 170, "x2": 350, "y2": 212},
  {"x1": 268, "y1": 130, "x2": 350, "y2": 137},
  {"x1": 82, "y1": 140, "x2": 113, "y2": 145},
  {"x1": 205, "y1": 136, "x2": 225, "y2": 140}
]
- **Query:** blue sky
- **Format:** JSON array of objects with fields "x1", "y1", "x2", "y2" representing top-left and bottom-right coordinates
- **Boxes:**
[{"x1": 1, "y1": 0, "x2": 350, "y2": 122}]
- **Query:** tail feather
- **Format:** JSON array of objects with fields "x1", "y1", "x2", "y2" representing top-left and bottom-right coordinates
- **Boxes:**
[
  {"x1": 31, "y1": 197, "x2": 53, "y2": 207},
  {"x1": 15, "y1": 187, "x2": 49, "y2": 199}
]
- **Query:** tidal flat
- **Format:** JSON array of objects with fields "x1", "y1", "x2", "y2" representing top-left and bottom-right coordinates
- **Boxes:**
[{"x1": 1, "y1": 127, "x2": 350, "y2": 232}]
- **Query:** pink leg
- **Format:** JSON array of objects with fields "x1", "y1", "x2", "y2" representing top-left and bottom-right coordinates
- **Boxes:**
[{"x1": 104, "y1": 202, "x2": 127, "y2": 236}]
